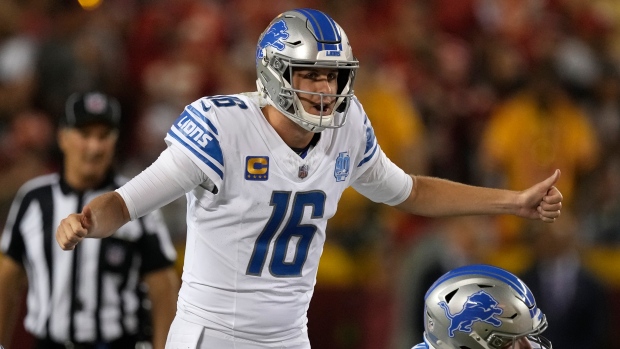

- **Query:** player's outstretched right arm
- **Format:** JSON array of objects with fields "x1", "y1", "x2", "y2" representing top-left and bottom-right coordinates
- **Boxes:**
[{"x1": 56, "y1": 191, "x2": 130, "y2": 250}]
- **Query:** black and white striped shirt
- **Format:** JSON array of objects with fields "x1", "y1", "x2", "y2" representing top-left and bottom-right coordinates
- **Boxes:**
[{"x1": 0, "y1": 172, "x2": 177, "y2": 344}]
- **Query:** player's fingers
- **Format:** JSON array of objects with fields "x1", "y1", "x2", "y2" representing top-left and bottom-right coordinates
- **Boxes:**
[
  {"x1": 55, "y1": 225, "x2": 75, "y2": 250},
  {"x1": 56, "y1": 225, "x2": 76, "y2": 250},
  {"x1": 68, "y1": 214, "x2": 88, "y2": 238},
  {"x1": 543, "y1": 186, "x2": 563, "y2": 204},
  {"x1": 537, "y1": 206, "x2": 561, "y2": 222},
  {"x1": 539, "y1": 200, "x2": 562, "y2": 212},
  {"x1": 56, "y1": 214, "x2": 88, "y2": 250},
  {"x1": 81, "y1": 206, "x2": 93, "y2": 229},
  {"x1": 540, "y1": 215, "x2": 557, "y2": 223},
  {"x1": 541, "y1": 169, "x2": 561, "y2": 188},
  {"x1": 539, "y1": 209, "x2": 561, "y2": 219}
]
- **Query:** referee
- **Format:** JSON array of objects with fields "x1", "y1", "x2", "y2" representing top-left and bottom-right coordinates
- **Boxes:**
[{"x1": 0, "y1": 92, "x2": 179, "y2": 349}]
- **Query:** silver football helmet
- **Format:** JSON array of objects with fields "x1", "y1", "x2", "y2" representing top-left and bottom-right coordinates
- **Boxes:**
[
  {"x1": 422, "y1": 264, "x2": 552, "y2": 349},
  {"x1": 256, "y1": 8, "x2": 359, "y2": 132}
]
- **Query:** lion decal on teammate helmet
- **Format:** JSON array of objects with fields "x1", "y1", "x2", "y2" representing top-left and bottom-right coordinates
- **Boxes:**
[{"x1": 439, "y1": 290, "x2": 504, "y2": 338}]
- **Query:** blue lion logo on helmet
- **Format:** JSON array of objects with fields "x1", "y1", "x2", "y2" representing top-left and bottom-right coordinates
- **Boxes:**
[
  {"x1": 439, "y1": 290, "x2": 503, "y2": 337},
  {"x1": 256, "y1": 20, "x2": 289, "y2": 64}
]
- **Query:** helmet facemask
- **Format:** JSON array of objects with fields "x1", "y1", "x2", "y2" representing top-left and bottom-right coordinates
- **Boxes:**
[{"x1": 467, "y1": 316, "x2": 552, "y2": 349}]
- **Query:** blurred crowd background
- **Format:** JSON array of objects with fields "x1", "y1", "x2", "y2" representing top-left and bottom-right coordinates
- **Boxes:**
[{"x1": 1, "y1": 0, "x2": 620, "y2": 348}]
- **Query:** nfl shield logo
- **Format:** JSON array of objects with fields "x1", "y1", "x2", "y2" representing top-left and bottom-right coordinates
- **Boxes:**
[{"x1": 298, "y1": 164, "x2": 309, "y2": 179}]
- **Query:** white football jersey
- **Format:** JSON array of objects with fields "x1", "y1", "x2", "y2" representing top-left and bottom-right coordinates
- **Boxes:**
[{"x1": 164, "y1": 92, "x2": 410, "y2": 343}]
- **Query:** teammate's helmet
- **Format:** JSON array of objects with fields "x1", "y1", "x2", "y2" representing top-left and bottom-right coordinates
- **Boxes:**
[
  {"x1": 256, "y1": 8, "x2": 359, "y2": 132},
  {"x1": 422, "y1": 264, "x2": 552, "y2": 349}
]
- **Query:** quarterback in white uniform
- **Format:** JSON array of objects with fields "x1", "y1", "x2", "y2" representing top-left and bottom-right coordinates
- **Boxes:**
[
  {"x1": 152, "y1": 91, "x2": 410, "y2": 345},
  {"x1": 56, "y1": 8, "x2": 563, "y2": 349}
]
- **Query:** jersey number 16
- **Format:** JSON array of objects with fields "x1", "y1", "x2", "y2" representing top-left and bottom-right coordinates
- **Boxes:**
[{"x1": 246, "y1": 191, "x2": 326, "y2": 277}]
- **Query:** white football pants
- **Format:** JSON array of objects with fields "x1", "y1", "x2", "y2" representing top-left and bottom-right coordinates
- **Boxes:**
[{"x1": 165, "y1": 316, "x2": 311, "y2": 349}]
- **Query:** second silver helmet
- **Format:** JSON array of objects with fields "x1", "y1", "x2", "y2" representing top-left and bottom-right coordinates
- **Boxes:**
[{"x1": 422, "y1": 264, "x2": 552, "y2": 349}]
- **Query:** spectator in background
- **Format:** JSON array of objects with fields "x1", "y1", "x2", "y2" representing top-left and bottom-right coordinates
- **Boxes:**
[
  {"x1": 583, "y1": 64, "x2": 620, "y2": 160},
  {"x1": 33, "y1": 1, "x2": 128, "y2": 124},
  {"x1": 0, "y1": 110, "x2": 54, "y2": 229},
  {"x1": 478, "y1": 59, "x2": 600, "y2": 245},
  {"x1": 578, "y1": 154, "x2": 620, "y2": 245},
  {"x1": 0, "y1": 92, "x2": 179, "y2": 349},
  {"x1": 0, "y1": 0, "x2": 37, "y2": 122},
  {"x1": 520, "y1": 211, "x2": 612, "y2": 348},
  {"x1": 577, "y1": 64, "x2": 620, "y2": 245}
]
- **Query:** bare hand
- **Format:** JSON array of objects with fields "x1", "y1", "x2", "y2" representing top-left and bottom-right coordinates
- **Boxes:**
[
  {"x1": 517, "y1": 169, "x2": 563, "y2": 222},
  {"x1": 56, "y1": 206, "x2": 94, "y2": 250}
]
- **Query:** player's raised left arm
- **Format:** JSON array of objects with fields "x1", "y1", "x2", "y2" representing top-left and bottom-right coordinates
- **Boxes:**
[{"x1": 396, "y1": 169, "x2": 562, "y2": 222}]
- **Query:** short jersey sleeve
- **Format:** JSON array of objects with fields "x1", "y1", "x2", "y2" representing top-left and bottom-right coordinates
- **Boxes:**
[
  {"x1": 351, "y1": 148, "x2": 412, "y2": 206},
  {"x1": 165, "y1": 97, "x2": 225, "y2": 190},
  {"x1": 347, "y1": 100, "x2": 412, "y2": 206},
  {"x1": 350, "y1": 111, "x2": 381, "y2": 181}
]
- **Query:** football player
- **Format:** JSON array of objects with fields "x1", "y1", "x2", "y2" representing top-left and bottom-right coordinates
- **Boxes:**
[
  {"x1": 56, "y1": 8, "x2": 562, "y2": 349},
  {"x1": 412, "y1": 264, "x2": 552, "y2": 349}
]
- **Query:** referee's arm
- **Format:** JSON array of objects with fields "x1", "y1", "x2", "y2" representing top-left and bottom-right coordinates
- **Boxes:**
[
  {"x1": 56, "y1": 191, "x2": 129, "y2": 250},
  {"x1": 143, "y1": 268, "x2": 179, "y2": 349},
  {"x1": 0, "y1": 255, "x2": 27, "y2": 348}
]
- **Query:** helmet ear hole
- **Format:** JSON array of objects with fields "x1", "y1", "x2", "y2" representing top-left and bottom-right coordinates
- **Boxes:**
[
  {"x1": 283, "y1": 66, "x2": 292, "y2": 85},
  {"x1": 444, "y1": 289, "x2": 459, "y2": 303},
  {"x1": 336, "y1": 69, "x2": 350, "y2": 93}
]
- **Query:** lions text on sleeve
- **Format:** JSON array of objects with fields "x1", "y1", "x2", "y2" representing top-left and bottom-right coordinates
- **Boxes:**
[{"x1": 164, "y1": 92, "x2": 388, "y2": 343}]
